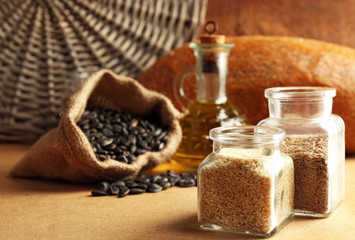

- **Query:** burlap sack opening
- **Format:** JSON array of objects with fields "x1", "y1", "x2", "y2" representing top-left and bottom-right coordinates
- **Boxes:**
[{"x1": 10, "y1": 69, "x2": 182, "y2": 183}]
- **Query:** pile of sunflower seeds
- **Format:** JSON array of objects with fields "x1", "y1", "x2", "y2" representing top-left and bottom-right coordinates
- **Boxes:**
[
  {"x1": 77, "y1": 108, "x2": 168, "y2": 163},
  {"x1": 91, "y1": 170, "x2": 197, "y2": 197}
]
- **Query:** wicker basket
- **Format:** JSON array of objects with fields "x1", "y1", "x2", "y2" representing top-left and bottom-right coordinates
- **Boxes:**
[{"x1": 0, "y1": 0, "x2": 207, "y2": 142}]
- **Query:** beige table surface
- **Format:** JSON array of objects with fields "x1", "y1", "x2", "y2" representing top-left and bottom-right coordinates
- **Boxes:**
[{"x1": 0, "y1": 143, "x2": 354, "y2": 240}]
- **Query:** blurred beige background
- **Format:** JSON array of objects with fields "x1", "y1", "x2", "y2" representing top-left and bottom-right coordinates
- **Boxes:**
[{"x1": 205, "y1": 0, "x2": 355, "y2": 48}]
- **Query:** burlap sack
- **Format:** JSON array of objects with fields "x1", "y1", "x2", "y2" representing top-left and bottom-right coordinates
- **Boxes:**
[{"x1": 10, "y1": 69, "x2": 182, "y2": 183}]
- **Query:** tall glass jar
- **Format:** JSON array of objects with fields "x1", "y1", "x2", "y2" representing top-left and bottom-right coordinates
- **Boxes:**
[
  {"x1": 257, "y1": 87, "x2": 345, "y2": 217},
  {"x1": 198, "y1": 126, "x2": 294, "y2": 237},
  {"x1": 171, "y1": 39, "x2": 248, "y2": 172}
]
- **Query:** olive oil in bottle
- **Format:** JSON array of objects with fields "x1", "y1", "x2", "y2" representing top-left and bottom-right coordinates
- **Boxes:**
[{"x1": 172, "y1": 101, "x2": 246, "y2": 169}]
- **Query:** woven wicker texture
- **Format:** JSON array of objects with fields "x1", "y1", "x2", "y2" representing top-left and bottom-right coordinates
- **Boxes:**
[{"x1": 0, "y1": 0, "x2": 207, "y2": 142}]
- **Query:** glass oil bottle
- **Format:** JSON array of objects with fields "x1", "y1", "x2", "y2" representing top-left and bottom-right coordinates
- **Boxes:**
[{"x1": 171, "y1": 21, "x2": 248, "y2": 171}]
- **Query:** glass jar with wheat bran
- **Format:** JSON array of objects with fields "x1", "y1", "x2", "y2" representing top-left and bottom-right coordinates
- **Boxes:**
[
  {"x1": 198, "y1": 126, "x2": 294, "y2": 237},
  {"x1": 258, "y1": 87, "x2": 345, "y2": 217}
]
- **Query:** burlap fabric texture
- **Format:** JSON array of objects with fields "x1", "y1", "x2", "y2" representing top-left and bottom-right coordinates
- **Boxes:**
[{"x1": 10, "y1": 69, "x2": 182, "y2": 183}]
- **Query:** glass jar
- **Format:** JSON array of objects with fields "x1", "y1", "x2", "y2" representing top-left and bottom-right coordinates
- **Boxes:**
[
  {"x1": 198, "y1": 126, "x2": 294, "y2": 237},
  {"x1": 171, "y1": 40, "x2": 248, "y2": 172},
  {"x1": 257, "y1": 87, "x2": 345, "y2": 217}
]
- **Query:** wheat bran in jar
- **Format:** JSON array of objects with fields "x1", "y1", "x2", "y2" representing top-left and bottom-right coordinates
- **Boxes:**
[{"x1": 282, "y1": 134, "x2": 329, "y2": 214}]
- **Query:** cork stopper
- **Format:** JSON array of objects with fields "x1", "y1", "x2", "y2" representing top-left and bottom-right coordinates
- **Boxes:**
[{"x1": 200, "y1": 21, "x2": 225, "y2": 44}]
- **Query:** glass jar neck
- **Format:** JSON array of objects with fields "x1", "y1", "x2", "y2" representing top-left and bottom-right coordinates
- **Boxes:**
[
  {"x1": 189, "y1": 43, "x2": 234, "y2": 104},
  {"x1": 268, "y1": 98, "x2": 333, "y2": 120},
  {"x1": 265, "y1": 87, "x2": 336, "y2": 120},
  {"x1": 210, "y1": 126, "x2": 285, "y2": 156}
]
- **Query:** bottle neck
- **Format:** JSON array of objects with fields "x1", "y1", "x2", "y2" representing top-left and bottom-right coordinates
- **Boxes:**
[
  {"x1": 268, "y1": 98, "x2": 333, "y2": 120},
  {"x1": 191, "y1": 43, "x2": 233, "y2": 104}
]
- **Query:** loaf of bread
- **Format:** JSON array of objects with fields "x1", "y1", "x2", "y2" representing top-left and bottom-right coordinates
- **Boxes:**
[{"x1": 137, "y1": 36, "x2": 355, "y2": 153}]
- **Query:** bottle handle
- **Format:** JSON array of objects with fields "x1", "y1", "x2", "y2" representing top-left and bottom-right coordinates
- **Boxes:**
[{"x1": 173, "y1": 66, "x2": 195, "y2": 111}]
